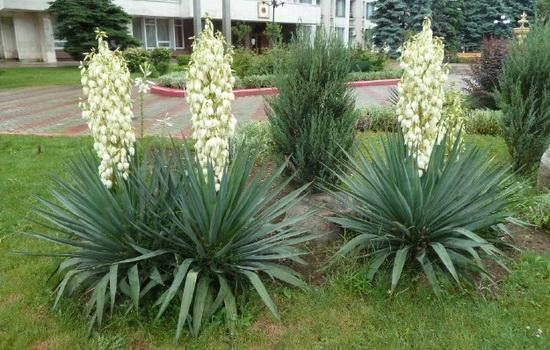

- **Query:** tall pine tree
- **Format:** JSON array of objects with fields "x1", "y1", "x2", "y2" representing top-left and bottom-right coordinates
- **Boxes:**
[
  {"x1": 405, "y1": 0, "x2": 433, "y2": 32},
  {"x1": 49, "y1": 0, "x2": 139, "y2": 60},
  {"x1": 460, "y1": 0, "x2": 512, "y2": 51},
  {"x1": 432, "y1": 0, "x2": 464, "y2": 52},
  {"x1": 373, "y1": 0, "x2": 406, "y2": 57}
]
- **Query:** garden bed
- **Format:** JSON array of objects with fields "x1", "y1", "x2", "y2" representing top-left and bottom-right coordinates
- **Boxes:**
[{"x1": 151, "y1": 78, "x2": 400, "y2": 98}]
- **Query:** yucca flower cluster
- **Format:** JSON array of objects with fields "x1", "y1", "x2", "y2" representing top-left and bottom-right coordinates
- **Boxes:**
[
  {"x1": 396, "y1": 18, "x2": 448, "y2": 170},
  {"x1": 79, "y1": 30, "x2": 136, "y2": 189},
  {"x1": 186, "y1": 18, "x2": 237, "y2": 189}
]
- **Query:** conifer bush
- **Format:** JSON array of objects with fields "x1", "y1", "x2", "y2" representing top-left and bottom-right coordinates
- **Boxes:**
[
  {"x1": 496, "y1": 23, "x2": 550, "y2": 172},
  {"x1": 267, "y1": 28, "x2": 358, "y2": 187}
]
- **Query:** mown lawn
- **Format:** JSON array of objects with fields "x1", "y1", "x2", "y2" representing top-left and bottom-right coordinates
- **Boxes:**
[
  {"x1": 0, "y1": 135, "x2": 548, "y2": 350},
  {"x1": 0, "y1": 67, "x2": 82, "y2": 89}
]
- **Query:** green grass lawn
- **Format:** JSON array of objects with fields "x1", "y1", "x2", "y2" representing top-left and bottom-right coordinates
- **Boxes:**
[
  {"x1": 0, "y1": 135, "x2": 548, "y2": 349},
  {"x1": 0, "y1": 66, "x2": 82, "y2": 89}
]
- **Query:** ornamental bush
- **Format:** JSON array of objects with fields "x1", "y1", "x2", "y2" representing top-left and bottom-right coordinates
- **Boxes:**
[
  {"x1": 329, "y1": 132, "x2": 516, "y2": 294},
  {"x1": 232, "y1": 47, "x2": 258, "y2": 78},
  {"x1": 122, "y1": 47, "x2": 149, "y2": 73},
  {"x1": 496, "y1": 23, "x2": 550, "y2": 172},
  {"x1": 149, "y1": 48, "x2": 171, "y2": 76},
  {"x1": 466, "y1": 38, "x2": 508, "y2": 109},
  {"x1": 350, "y1": 47, "x2": 386, "y2": 72},
  {"x1": 267, "y1": 27, "x2": 358, "y2": 187}
]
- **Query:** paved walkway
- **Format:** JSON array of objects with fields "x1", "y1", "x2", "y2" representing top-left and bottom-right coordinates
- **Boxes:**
[
  {"x1": 0, "y1": 85, "x2": 393, "y2": 137},
  {"x1": 0, "y1": 73, "x2": 467, "y2": 137}
]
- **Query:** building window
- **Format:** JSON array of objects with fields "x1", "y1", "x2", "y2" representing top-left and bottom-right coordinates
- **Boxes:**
[
  {"x1": 335, "y1": 27, "x2": 345, "y2": 41},
  {"x1": 156, "y1": 19, "x2": 170, "y2": 48},
  {"x1": 138, "y1": 18, "x2": 173, "y2": 49},
  {"x1": 365, "y1": 2, "x2": 376, "y2": 19},
  {"x1": 175, "y1": 19, "x2": 184, "y2": 48},
  {"x1": 145, "y1": 18, "x2": 157, "y2": 48},
  {"x1": 335, "y1": 0, "x2": 346, "y2": 17}
]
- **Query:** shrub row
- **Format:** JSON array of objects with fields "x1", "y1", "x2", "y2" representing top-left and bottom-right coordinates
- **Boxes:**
[
  {"x1": 232, "y1": 46, "x2": 387, "y2": 78},
  {"x1": 156, "y1": 70, "x2": 403, "y2": 90},
  {"x1": 122, "y1": 47, "x2": 171, "y2": 76}
]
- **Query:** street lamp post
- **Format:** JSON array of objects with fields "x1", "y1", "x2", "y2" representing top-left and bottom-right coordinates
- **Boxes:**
[
  {"x1": 262, "y1": 1, "x2": 285, "y2": 44},
  {"x1": 263, "y1": 1, "x2": 285, "y2": 26}
]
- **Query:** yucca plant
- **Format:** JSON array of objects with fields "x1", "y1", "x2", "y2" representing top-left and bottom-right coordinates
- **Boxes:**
[
  {"x1": 29, "y1": 146, "x2": 315, "y2": 341},
  {"x1": 150, "y1": 146, "x2": 315, "y2": 340},
  {"x1": 329, "y1": 133, "x2": 517, "y2": 294},
  {"x1": 29, "y1": 152, "x2": 176, "y2": 330}
]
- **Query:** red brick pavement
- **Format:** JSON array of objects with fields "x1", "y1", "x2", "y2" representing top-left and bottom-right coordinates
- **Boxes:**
[{"x1": 0, "y1": 85, "x2": 391, "y2": 136}]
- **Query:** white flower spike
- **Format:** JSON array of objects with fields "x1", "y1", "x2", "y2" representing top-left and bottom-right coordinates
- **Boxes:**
[
  {"x1": 79, "y1": 29, "x2": 136, "y2": 189},
  {"x1": 396, "y1": 18, "x2": 449, "y2": 171},
  {"x1": 186, "y1": 18, "x2": 237, "y2": 188}
]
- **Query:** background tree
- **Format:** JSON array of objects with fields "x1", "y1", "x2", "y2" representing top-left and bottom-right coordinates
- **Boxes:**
[
  {"x1": 505, "y1": 0, "x2": 535, "y2": 19},
  {"x1": 48, "y1": 0, "x2": 139, "y2": 60},
  {"x1": 460, "y1": 0, "x2": 512, "y2": 51},
  {"x1": 373, "y1": 0, "x2": 406, "y2": 57},
  {"x1": 431, "y1": 0, "x2": 464, "y2": 52},
  {"x1": 405, "y1": 0, "x2": 433, "y2": 32},
  {"x1": 232, "y1": 22, "x2": 251, "y2": 47}
]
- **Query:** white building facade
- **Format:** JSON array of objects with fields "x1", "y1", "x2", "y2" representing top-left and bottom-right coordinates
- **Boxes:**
[{"x1": 0, "y1": 0, "x2": 376, "y2": 63}]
